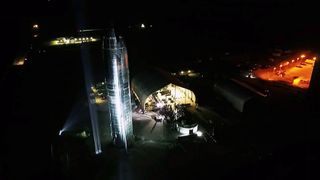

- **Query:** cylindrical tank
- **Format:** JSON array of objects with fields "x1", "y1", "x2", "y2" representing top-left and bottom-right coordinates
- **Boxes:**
[{"x1": 103, "y1": 29, "x2": 133, "y2": 149}]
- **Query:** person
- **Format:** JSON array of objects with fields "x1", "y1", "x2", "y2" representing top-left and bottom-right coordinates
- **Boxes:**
[
  {"x1": 211, "y1": 126, "x2": 215, "y2": 137},
  {"x1": 211, "y1": 126, "x2": 218, "y2": 143}
]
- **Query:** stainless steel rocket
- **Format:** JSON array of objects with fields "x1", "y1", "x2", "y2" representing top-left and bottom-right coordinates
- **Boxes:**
[{"x1": 103, "y1": 29, "x2": 133, "y2": 150}]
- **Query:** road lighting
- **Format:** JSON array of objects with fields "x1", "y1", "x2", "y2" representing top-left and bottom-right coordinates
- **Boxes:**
[
  {"x1": 196, "y1": 131, "x2": 203, "y2": 137},
  {"x1": 32, "y1": 24, "x2": 39, "y2": 29}
]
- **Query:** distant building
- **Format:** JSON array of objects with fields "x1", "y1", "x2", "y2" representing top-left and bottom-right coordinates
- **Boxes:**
[{"x1": 213, "y1": 80, "x2": 256, "y2": 113}]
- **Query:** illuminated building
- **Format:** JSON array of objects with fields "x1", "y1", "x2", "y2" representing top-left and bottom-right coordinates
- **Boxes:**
[
  {"x1": 131, "y1": 68, "x2": 196, "y2": 112},
  {"x1": 103, "y1": 29, "x2": 133, "y2": 150},
  {"x1": 13, "y1": 57, "x2": 25, "y2": 66},
  {"x1": 49, "y1": 36, "x2": 98, "y2": 46},
  {"x1": 254, "y1": 54, "x2": 317, "y2": 89}
]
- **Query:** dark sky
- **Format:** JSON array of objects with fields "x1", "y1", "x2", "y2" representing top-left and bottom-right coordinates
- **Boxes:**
[
  {"x1": 1, "y1": 0, "x2": 317, "y2": 23},
  {"x1": 1, "y1": 1, "x2": 317, "y2": 29},
  {"x1": 1, "y1": 0, "x2": 319, "y2": 42},
  {"x1": 1, "y1": 0, "x2": 319, "y2": 63}
]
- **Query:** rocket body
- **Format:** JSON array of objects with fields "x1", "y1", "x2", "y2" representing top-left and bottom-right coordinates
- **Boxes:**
[{"x1": 104, "y1": 30, "x2": 133, "y2": 149}]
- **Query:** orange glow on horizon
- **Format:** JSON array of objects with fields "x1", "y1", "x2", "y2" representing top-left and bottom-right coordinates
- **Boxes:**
[{"x1": 253, "y1": 54, "x2": 316, "y2": 89}]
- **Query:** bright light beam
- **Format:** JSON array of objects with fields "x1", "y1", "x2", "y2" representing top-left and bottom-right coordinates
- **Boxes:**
[{"x1": 112, "y1": 55, "x2": 128, "y2": 152}]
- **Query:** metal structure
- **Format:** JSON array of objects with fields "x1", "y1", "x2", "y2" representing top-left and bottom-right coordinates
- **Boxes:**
[
  {"x1": 213, "y1": 80, "x2": 255, "y2": 112},
  {"x1": 131, "y1": 68, "x2": 196, "y2": 111},
  {"x1": 103, "y1": 29, "x2": 133, "y2": 150}
]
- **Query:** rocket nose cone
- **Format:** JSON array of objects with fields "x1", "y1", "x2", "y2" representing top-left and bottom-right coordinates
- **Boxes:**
[
  {"x1": 108, "y1": 28, "x2": 117, "y2": 39},
  {"x1": 105, "y1": 28, "x2": 118, "y2": 49}
]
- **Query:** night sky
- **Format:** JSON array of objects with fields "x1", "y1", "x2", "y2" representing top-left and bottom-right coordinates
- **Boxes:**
[
  {"x1": 2, "y1": 0, "x2": 319, "y2": 38},
  {"x1": 1, "y1": 1, "x2": 319, "y2": 66}
]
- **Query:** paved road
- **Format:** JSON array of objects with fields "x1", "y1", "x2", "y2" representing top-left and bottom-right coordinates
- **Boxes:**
[{"x1": 132, "y1": 112, "x2": 178, "y2": 142}]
